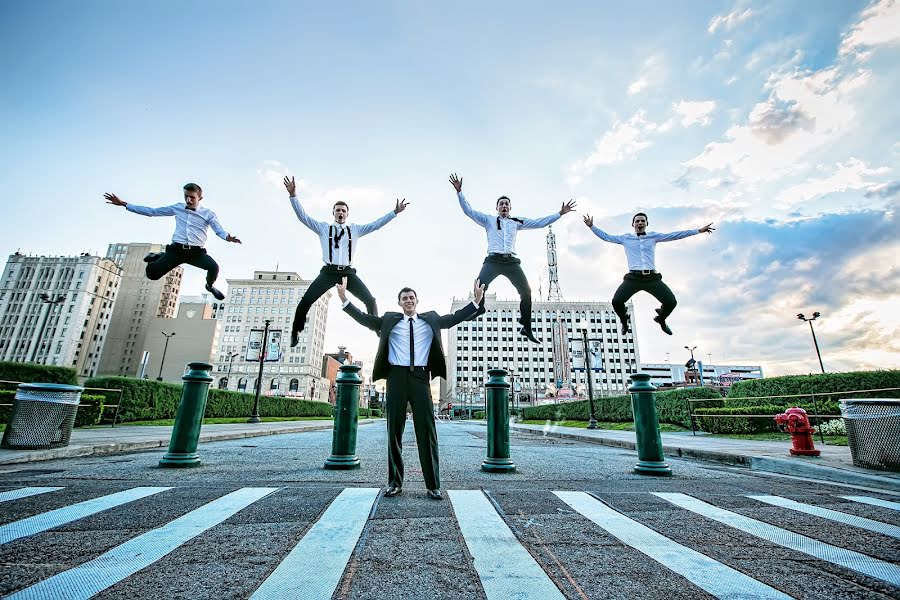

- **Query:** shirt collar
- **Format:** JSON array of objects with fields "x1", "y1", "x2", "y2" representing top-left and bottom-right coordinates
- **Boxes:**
[{"x1": 404, "y1": 313, "x2": 418, "y2": 322}]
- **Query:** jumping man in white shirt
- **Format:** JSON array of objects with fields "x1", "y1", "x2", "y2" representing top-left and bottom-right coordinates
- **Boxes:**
[
  {"x1": 283, "y1": 176, "x2": 408, "y2": 348},
  {"x1": 450, "y1": 173, "x2": 576, "y2": 343},
  {"x1": 584, "y1": 212, "x2": 714, "y2": 336},
  {"x1": 104, "y1": 183, "x2": 241, "y2": 300}
]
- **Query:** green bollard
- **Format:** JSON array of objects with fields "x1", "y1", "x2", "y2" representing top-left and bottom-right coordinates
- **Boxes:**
[
  {"x1": 324, "y1": 364, "x2": 362, "y2": 470},
  {"x1": 482, "y1": 367, "x2": 516, "y2": 473},
  {"x1": 629, "y1": 373, "x2": 672, "y2": 476},
  {"x1": 159, "y1": 362, "x2": 213, "y2": 468}
]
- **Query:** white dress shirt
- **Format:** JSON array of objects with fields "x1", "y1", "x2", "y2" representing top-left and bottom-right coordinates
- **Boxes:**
[
  {"x1": 290, "y1": 196, "x2": 396, "y2": 266},
  {"x1": 388, "y1": 314, "x2": 433, "y2": 367},
  {"x1": 125, "y1": 203, "x2": 230, "y2": 247},
  {"x1": 458, "y1": 192, "x2": 560, "y2": 255},
  {"x1": 589, "y1": 226, "x2": 699, "y2": 271}
]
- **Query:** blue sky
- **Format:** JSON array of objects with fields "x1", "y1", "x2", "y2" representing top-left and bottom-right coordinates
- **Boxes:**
[{"x1": 1, "y1": 0, "x2": 898, "y2": 378}]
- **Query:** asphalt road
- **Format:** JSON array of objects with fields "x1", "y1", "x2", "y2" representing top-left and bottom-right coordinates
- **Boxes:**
[{"x1": 0, "y1": 421, "x2": 898, "y2": 599}]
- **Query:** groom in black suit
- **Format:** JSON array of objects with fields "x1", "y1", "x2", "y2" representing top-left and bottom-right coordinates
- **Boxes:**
[{"x1": 336, "y1": 277, "x2": 484, "y2": 499}]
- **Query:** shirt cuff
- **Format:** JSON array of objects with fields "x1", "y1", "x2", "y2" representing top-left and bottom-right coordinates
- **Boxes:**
[
  {"x1": 470, "y1": 301, "x2": 479, "y2": 310},
  {"x1": 341, "y1": 299, "x2": 351, "y2": 309}
]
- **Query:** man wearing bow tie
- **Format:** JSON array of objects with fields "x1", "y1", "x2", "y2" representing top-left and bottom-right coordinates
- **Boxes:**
[
  {"x1": 283, "y1": 176, "x2": 408, "y2": 348},
  {"x1": 104, "y1": 183, "x2": 241, "y2": 300},
  {"x1": 584, "y1": 212, "x2": 714, "y2": 336},
  {"x1": 450, "y1": 173, "x2": 576, "y2": 344},
  {"x1": 337, "y1": 277, "x2": 484, "y2": 500}
]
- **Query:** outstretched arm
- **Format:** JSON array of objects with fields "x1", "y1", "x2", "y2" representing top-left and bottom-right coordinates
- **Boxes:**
[
  {"x1": 284, "y1": 176, "x2": 328, "y2": 235},
  {"x1": 438, "y1": 279, "x2": 485, "y2": 328},
  {"x1": 355, "y1": 199, "x2": 406, "y2": 237},
  {"x1": 584, "y1": 215, "x2": 626, "y2": 244},
  {"x1": 655, "y1": 223, "x2": 713, "y2": 243},
  {"x1": 450, "y1": 173, "x2": 492, "y2": 227},
  {"x1": 519, "y1": 200, "x2": 575, "y2": 230},
  {"x1": 105, "y1": 193, "x2": 175, "y2": 217},
  {"x1": 336, "y1": 277, "x2": 382, "y2": 332},
  {"x1": 207, "y1": 211, "x2": 242, "y2": 244}
]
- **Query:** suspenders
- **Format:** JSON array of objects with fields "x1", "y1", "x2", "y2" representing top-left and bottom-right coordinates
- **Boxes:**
[{"x1": 328, "y1": 225, "x2": 352, "y2": 264}]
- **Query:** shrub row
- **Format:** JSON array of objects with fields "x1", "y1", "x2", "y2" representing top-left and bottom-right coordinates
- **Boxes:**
[
  {"x1": 0, "y1": 362, "x2": 78, "y2": 385},
  {"x1": 0, "y1": 390, "x2": 106, "y2": 428},
  {"x1": 727, "y1": 370, "x2": 900, "y2": 405},
  {"x1": 358, "y1": 408, "x2": 383, "y2": 418},
  {"x1": 694, "y1": 401, "x2": 844, "y2": 434}
]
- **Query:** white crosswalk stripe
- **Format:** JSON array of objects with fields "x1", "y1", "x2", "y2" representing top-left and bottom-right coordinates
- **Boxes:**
[
  {"x1": 555, "y1": 491, "x2": 791, "y2": 599},
  {"x1": 6, "y1": 487, "x2": 278, "y2": 600},
  {"x1": 250, "y1": 487, "x2": 379, "y2": 600},
  {"x1": 748, "y1": 495, "x2": 900, "y2": 539},
  {"x1": 0, "y1": 486, "x2": 171, "y2": 545},
  {"x1": 842, "y1": 495, "x2": 900, "y2": 511},
  {"x1": 655, "y1": 492, "x2": 900, "y2": 587},
  {"x1": 0, "y1": 487, "x2": 63, "y2": 503},
  {"x1": 449, "y1": 489, "x2": 566, "y2": 600}
]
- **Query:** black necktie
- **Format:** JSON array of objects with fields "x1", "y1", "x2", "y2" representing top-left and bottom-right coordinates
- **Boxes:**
[
  {"x1": 408, "y1": 317, "x2": 415, "y2": 371},
  {"x1": 496, "y1": 216, "x2": 523, "y2": 229},
  {"x1": 333, "y1": 225, "x2": 345, "y2": 248}
]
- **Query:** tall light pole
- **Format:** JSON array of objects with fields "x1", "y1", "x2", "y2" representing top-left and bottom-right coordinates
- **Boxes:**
[
  {"x1": 250, "y1": 319, "x2": 272, "y2": 423},
  {"x1": 157, "y1": 331, "x2": 176, "y2": 381},
  {"x1": 797, "y1": 312, "x2": 825, "y2": 373},
  {"x1": 30, "y1": 293, "x2": 66, "y2": 363},
  {"x1": 578, "y1": 320, "x2": 598, "y2": 429},
  {"x1": 226, "y1": 351, "x2": 239, "y2": 388}
]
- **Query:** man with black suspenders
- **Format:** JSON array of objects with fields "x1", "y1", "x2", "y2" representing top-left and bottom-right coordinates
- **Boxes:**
[{"x1": 284, "y1": 175, "x2": 409, "y2": 347}]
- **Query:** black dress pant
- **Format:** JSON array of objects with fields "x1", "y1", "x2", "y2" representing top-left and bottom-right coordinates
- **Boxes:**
[
  {"x1": 385, "y1": 366, "x2": 439, "y2": 490},
  {"x1": 146, "y1": 244, "x2": 219, "y2": 286},
  {"x1": 474, "y1": 254, "x2": 533, "y2": 329},
  {"x1": 291, "y1": 265, "x2": 377, "y2": 333},
  {"x1": 611, "y1": 272, "x2": 677, "y2": 324}
]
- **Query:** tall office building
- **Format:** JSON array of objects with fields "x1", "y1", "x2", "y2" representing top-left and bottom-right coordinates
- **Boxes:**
[
  {"x1": 0, "y1": 252, "x2": 121, "y2": 377},
  {"x1": 97, "y1": 243, "x2": 182, "y2": 376},
  {"x1": 214, "y1": 270, "x2": 330, "y2": 401},
  {"x1": 144, "y1": 297, "x2": 221, "y2": 382},
  {"x1": 441, "y1": 293, "x2": 639, "y2": 407}
]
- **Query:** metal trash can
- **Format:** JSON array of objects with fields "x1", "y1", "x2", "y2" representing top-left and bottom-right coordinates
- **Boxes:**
[
  {"x1": 1, "y1": 383, "x2": 84, "y2": 450},
  {"x1": 841, "y1": 398, "x2": 900, "y2": 472}
]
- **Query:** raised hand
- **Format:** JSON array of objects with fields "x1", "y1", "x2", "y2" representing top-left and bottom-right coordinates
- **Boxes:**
[
  {"x1": 559, "y1": 199, "x2": 577, "y2": 215},
  {"x1": 583, "y1": 214, "x2": 594, "y2": 227},
  {"x1": 335, "y1": 276, "x2": 348, "y2": 303},
  {"x1": 699, "y1": 223, "x2": 715, "y2": 234},
  {"x1": 449, "y1": 173, "x2": 463, "y2": 193},
  {"x1": 226, "y1": 234, "x2": 242, "y2": 244},
  {"x1": 104, "y1": 193, "x2": 126, "y2": 207},
  {"x1": 283, "y1": 176, "x2": 298, "y2": 196},
  {"x1": 394, "y1": 198, "x2": 409, "y2": 214},
  {"x1": 472, "y1": 278, "x2": 486, "y2": 304}
]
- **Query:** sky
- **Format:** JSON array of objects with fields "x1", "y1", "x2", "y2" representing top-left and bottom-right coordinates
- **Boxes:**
[{"x1": 1, "y1": 0, "x2": 898, "y2": 380}]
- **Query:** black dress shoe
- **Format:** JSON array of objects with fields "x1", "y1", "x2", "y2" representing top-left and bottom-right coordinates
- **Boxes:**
[
  {"x1": 384, "y1": 486, "x2": 402, "y2": 497},
  {"x1": 518, "y1": 326, "x2": 540, "y2": 344},
  {"x1": 205, "y1": 284, "x2": 225, "y2": 301},
  {"x1": 654, "y1": 309, "x2": 673, "y2": 335},
  {"x1": 143, "y1": 252, "x2": 163, "y2": 263},
  {"x1": 426, "y1": 489, "x2": 443, "y2": 500},
  {"x1": 290, "y1": 331, "x2": 300, "y2": 348},
  {"x1": 619, "y1": 320, "x2": 630, "y2": 335}
]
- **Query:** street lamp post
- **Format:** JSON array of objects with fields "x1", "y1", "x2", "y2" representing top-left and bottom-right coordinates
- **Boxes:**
[
  {"x1": 30, "y1": 293, "x2": 66, "y2": 363},
  {"x1": 226, "y1": 351, "x2": 239, "y2": 389},
  {"x1": 797, "y1": 312, "x2": 825, "y2": 373},
  {"x1": 578, "y1": 320, "x2": 598, "y2": 429},
  {"x1": 157, "y1": 332, "x2": 176, "y2": 381},
  {"x1": 249, "y1": 319, "x2": 271, "y2": 423}
]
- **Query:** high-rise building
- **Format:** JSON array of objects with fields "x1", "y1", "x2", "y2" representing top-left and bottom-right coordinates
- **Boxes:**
[
  {"x1": 143, "y1": 297, "x2": 222, "y2": 382},
  {"x1": 0, "y1": 252, "x2": 121, "y2": 377},
  {"x1": 214, "y1": 271, "x2": 330, "y2": 401},
  {"x1": 97, "y1": 243, "x2": 182, "y2": 376},
  {"x1": 441, "y1": 293, "x2": 639, "y2": 408}
]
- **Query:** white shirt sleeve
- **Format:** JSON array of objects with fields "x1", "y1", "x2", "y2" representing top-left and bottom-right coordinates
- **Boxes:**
[
  {"x1": 654, "y1": 229, "x2": 701, "y2": 243},
  {"x1": 289, "y1": 196, "x2": 328, "y2": 235},
  {"x1": 206, "y1": 209, "x2": 230, "y2": 240},
  {"x1": 589, "y1": 225, "x2": 626, "y2": 244},
  {"x1": 457, "y1": 192, "x2": 493, "y2": 228},
  {"x1": 125, "y1": 203, "x2": 177, "y2": 217},
  {"x1": 355, "y1": 210, "x2": 397, "y2": 237},
  {"x1": 519, "y1": 212, "x2": 562, "y2": 230}
]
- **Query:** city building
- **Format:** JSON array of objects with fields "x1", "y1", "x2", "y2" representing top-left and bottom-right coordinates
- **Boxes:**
[
  {"x1": 0, "y1": 252, "x2": 121, "y2": 377},
  {"x1": 213, "y1": 270, "x2": 330, "y2": 401},
  {"x1": 441, "y1": 293, "x2": 639, "y2": 410},
  {"x1": 640, "y1": 362, "x2": 764, "y2": 389},
  {"x1": 97, "y1": 243, "x2": 182, "y2": 377},
  {"x1": 321, "y1": 346, "x2": 359, "y2": 405},
  {"x1": 143, "y1": 297, "x2": 221, "y2": 382}
]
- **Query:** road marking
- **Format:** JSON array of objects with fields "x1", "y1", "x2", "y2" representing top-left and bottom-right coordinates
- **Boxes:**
[
  {"x1": 0, "y1": 487, "x2": 64, "y2": 503},
  {"x1": 842, "y1": 496, "x2": 900, "y2": 511},
  {"x1": 449, "y1": 489, "x2": 566, "y2": 600},
  {"x1": 6, "y1": 487, "x2": 277, "y2": 600},
  {"x1": 655, "y1": 492, "x2": 900, "y2": 587},
  {"x1": 250, "y1": 487, "x2": 379, "y2": 600},
  {"x1": 749, "y1": 495, "x2": 900, "y2": 539},
  {"x1": 0, "y1": 487, "x2": 170, "y2": 545},
  {"x1": 555, "y1": 491, "x2": 790, "y2": 600}
]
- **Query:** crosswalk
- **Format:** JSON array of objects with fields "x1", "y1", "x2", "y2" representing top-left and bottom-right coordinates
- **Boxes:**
[{"x1": 0, "y1": 485, "x2": 898, "y2": 599}]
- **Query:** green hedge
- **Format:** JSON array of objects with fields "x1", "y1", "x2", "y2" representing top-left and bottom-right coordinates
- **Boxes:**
[
  {"x1": 695, "y1": 400, "x2": 843, "y2": 434},
  {"x1": 523, "y1": 386, "x2": 723, "y2": 427},
  {"x1": 0, "y1": 390, "x2": 106, "y2": 428},
  {"x1": 0, "y1": 362, "x2": 78, "y2": 386},
  {"x1": 84, "y1": 377, "x2": 332, "y2": 422},
  {"x1": 473, "y1": 410, "x2": 485, "y2": 419},
  {"x1": 727, "y1": 371, "x2": 900, "y2": 407},
  {"x1": 370, "y1": 408, "x2": 382, "y2": 418}
]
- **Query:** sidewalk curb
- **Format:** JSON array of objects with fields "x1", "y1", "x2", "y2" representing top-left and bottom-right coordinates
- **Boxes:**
[
  {"x1": 0, "y1": 420, "x2": 377, "y2": 466},
  {"x1": 509, "y1": 424, "x2": 900, "y2": 491}
]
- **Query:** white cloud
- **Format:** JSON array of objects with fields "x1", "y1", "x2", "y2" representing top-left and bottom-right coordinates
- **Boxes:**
[
  {"x1": 256, "y1": 160, "x2": 295, "y2": 189},
  {"x1": 568, "y1": 111, "x2": 658, "y2": 183},
  {"x1": 839, "y1": 0, "x2": 900, "y2": 58},
  {"x1": 673, "y1": 100, "x2": 717, "y2": 127},
  {"x1": 774, "y1": 158, "x2": 890, "y2": 208},
  {"x1": 627, "y1": 55, "x2": 663, "y2": 95},
  {"x1": 708, "y1": 7, "x2": 753, "y2": 34}
]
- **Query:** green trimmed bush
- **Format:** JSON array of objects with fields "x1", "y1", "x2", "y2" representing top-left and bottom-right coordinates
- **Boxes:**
[
  {"x1": 370, "y1": 409, "x2": 382, "y2": 418},
  {"x1": 694, "y1": 405, "x2": 787, "y2": 434},
  {"x1": 727, "y1": 371, "x2": 900, "y2": 406},
  {"x1": 0, "y1": 362, "x2": 78, "y2": 385},
  {"x1": 473, "y1": 410, "x2": 485, "y2": 419},
  {"x1": 359, "y1": 408, "x2": 370, "y2": 418}
]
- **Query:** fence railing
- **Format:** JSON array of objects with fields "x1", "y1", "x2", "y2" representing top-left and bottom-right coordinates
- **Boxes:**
[{"x1": 0, "y1": 379, "x2": 124, "y2": 428}]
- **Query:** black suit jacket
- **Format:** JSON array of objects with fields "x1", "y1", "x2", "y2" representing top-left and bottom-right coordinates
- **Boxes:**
[{"x1": 344, "y1": 301, "x2": 478, "y2": 381}]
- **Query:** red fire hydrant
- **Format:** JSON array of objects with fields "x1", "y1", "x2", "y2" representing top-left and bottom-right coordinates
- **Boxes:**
[{"x1": 774, "y1": 407, "x2": 820, "y2": 456}]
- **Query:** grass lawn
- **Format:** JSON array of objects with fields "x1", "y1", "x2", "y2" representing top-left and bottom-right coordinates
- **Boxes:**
[
  {"x1": 707, "y1": 432, "x2": 848, "y2": 446},
  {"x1": 518, "y1": 420, "x2": 690, "y2": 433},
  {"x1": 86, "y1": 416, "x2": 334, "y2": 427}
]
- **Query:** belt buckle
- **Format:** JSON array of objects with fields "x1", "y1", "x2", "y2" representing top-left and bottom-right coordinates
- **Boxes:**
[
  {"x1": 182, "y1": 244, "x2": 191, "y2": 250},
  {"x1": 641, "y1": 269, "x2": 652, "y2": 275},
  {"x1": 336, "y1": 265, "x2": 346, "y2": 271}
]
